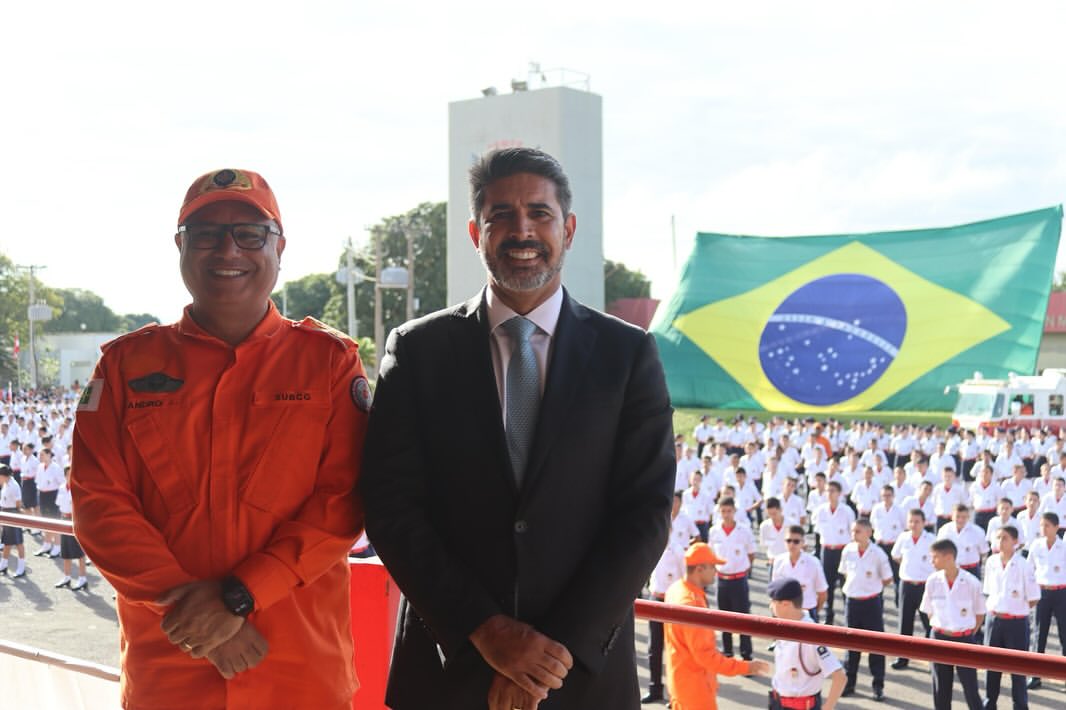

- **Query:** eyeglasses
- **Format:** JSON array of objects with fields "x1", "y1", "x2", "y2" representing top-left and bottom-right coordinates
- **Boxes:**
[
  {"x1": 786, "y1": 539, "x2": 803, "y2": 544},
  {"x1": 177, "y1": 223, "x2": 281, "y2": 250}
]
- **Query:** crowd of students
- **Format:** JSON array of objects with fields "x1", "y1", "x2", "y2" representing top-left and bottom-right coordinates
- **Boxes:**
[
  {"x1": 0, "y1": 392, "x2": 88, "y2": 590},
  {"x1": 646, "y1": 415, "x2": 1066, "y2": 709}
]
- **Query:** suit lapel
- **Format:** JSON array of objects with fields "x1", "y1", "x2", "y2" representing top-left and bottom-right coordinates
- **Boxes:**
[
  {"x1": 451, "y1": 290, "x2": 518, "y2": 495},
  {"x1": 522, "y1": 291, "x2": 596, "y2": 495}
]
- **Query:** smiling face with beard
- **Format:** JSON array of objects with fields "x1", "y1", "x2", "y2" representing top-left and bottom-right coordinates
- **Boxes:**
[{"x1": 468, "y1": 172, "x2": 576, "y2": 314}]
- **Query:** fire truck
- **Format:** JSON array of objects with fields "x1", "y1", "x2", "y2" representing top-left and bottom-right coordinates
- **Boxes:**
[{"x1": 952, "y1": 369, "x2": 1066, "y2": 434}]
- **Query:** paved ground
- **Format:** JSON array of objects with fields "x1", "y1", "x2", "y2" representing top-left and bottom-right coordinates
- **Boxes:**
[{"x1": 2, "y1": 539, "x2": 1066, "y2": 708}]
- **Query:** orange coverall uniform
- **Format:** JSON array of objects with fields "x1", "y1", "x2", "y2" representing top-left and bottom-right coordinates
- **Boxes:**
[
  {"x1": 664, "y1": 578, "x2": 752, "y2": 710},
  {"x1": 71, "y1": 302, "x2": 367, "y2": 710}
]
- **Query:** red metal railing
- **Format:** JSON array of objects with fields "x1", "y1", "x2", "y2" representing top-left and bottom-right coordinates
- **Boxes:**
[
  {"x1": 635, "y1": 599, "x2": 1066, "y2": 680},
  {"x1": 4, "y1": 512, "x2": 1064, "y2": 682}
]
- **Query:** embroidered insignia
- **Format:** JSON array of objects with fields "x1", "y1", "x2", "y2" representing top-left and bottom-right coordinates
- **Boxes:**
[
  {"x1": 77, "y1": 379, "x2": 104, "y2": 413},
  {"x1": 128, "y1": 372, "x2": 184, "y2": 393},
  {"x1": 350, "y1": 376, "x2": 372, "y2": 413}
]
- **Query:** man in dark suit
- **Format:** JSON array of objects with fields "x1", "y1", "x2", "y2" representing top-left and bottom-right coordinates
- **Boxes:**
[{"x1": 360, "y1": 147, "x2": 675, "y2": 710}]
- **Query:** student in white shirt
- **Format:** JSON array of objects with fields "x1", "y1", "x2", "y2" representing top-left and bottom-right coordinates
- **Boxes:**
[
  {"x1": 771, "y1": 525, "x2": 828, "y2": 621},
  {"x1": 759, "y1": 498, "x2": 789, "y2": 565},
  {"x1": 1000, "y1": 464, "x2": 1032, "y2": 514},
  {"x1": 837, "y1": 518, "x2": 892, "y2": 700},
  {"x1": 807, "y1": 473, "x2": 828, "y2": 557},
  {"x1": 707, "y1": 497, "x2": 757, "y2": 660},
  {"x1": 1015, "y1": 491, "x2": 1043, "y2": 551},
  {"x1": 0, "y1": 466, "x2": 26, "y2": 578},
  {"x1": 902, "y1": 480, "x2": 937, "y2": 533},
  {"x1": 849, "y1": 466, "x2": 880, "y2": 518},
  {"x1": 985, "y1": 497, "x2": 1025, "y2": 552},
  {"x1": 871, "y1": 485, "x2": 906, "y2": 602},
  {"x1": 767, "y1": 577, "x2": 845, "y2": 710},
  {"x1": 55, "y1": 467, "x2": 87, "y2": 591},
  {"x1": 937, "y1": 504, "x2": 990, "y2": 580},
  {"x1": 813, "y1": 481, "x2": 856, "y2": 626},
  {"x1": 733, "y1": 468, "x2": 762, "y2": 527},
  {"x1": 1025, "y1": 512, "x2": 1066, "y2": 689},
  {"x1": 680, "y1": 471, "x2": 712, "y2": 543},
  {"x1": 1032, "y1": 462, "x2": 1056, "y2": 499},
  {"x1": 983, "y1": 525, "x2": 1040, "y2": 709},
  {"x1": 890, "y1": 509, "x2": 936, "y2": 669},
  {"x1": 779, "y1": 477, "x2": 806, "y2": 528},
  {"x1": 932, "y1": 467, "x2": 968, "y2": 529},
  {"x1": 1038, "y1": 476, "x2": 1066, "y2": 535},
  {"x1": 668, "y1": 491, "x2": 702, "y2": 554},
  {"x1": 969, "y1": 463, "x2": 1003, "y2": 532},
  {"x1": 920, "y1": 538, "x2": 985, "y2": 710},
  {"x1": 889, "y1": 466, "x2": 914, "y2": 503}
]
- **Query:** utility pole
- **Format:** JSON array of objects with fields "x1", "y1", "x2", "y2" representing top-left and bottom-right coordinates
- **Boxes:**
[
  {"x1": 346, "y1": 237, "x2": 357, "y2": 338},
  {"x1": 373, "y1": 228, "x2": 384, "y2": 360},
  {"x1": 17, "y1": 264, "x2": 47, "y2": 390}
]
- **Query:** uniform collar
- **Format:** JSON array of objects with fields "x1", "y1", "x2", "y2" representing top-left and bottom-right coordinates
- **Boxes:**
[{"x1": 177, "y1": 300, "x2": 286, "y2": 346}]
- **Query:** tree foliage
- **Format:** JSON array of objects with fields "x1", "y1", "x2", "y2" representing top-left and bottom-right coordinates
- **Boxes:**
[
  {"x1": 1054, "y1": 271, "x2": 1066, "y2": 292},
  {"x1": 604, "y1": 259, "x2": 652, "y2": 305},
  {"x1": 45, "y1": 288, "x2": 122, "y2": 332}
]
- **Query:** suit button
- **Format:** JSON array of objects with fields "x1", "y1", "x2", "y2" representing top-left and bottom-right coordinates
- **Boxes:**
[{"x1": 514, "y1": 520, "x2": 528, "y2": 534}]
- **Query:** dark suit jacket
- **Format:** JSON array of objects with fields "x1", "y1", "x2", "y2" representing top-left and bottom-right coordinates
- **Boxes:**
[{"x1": 360, "y1": 288, "x2": 675, "y2": 709}]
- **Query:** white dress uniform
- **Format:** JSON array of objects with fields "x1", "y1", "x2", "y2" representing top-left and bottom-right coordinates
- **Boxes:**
[
  {"x1": 937, "y1": 521, "x2": 990, "y2": 570},
  {"x1": 1039, "y1": 492, "x2": 1066, "y2": 530},
  {"x1": 780, "y1": 493, "x2": 806, "y2": 526},
  {"x1": 1033, "y1": 474, "x2": 1056, "y2": 499},
  {"x1": 870, "y1": 502, "x2": 906, "y2": 547},
  {"x1": 650, "y1": 544, "x2": 684, "y2": 598},
  {"x1": 760, "y1": 519, "x2": 789, "y2": 560},
  {"x1": 771, "y1": 612, "x2": 842, "y2": 700},
  {"x1": 707, "y1": 523, "x2": 756, "y2": 576},
  {"x1": 812, "y1": 503, "x2": 856, "y2": 548},
  {"x1": 970, "y1": 480, "x2": 1004, "y2": 516},
  {"x1": 900, "y1": 494, "x2": 936, "y2": 527},
  {"x1": 806, "y1": 489, "x2": 827, "y2": 520},
  {"x1": 1014, "y1": 509, "x2": 1043, "y2": 549},
  {"x1": 890, "y1": 480, "x2": 915, "y2": 502},
  {"x1": 0, "y1": 478, "x2": 21, "y2": 508},
  {"x1": 984, "y1": 553, "x2": 1040, "y2": 614},
  {"x1": 932, "y1": 481, "x2": 968, "y2": 519},
  {"x1": 668, "y1": 512, "x2": 701, "y2": 552},
  {"x1": 733, "y1": 480, "x2": 762, "y2": 525},
  {"x1": 922, "y1": 568, "x2": 986, "y2": 633},
  {"x1": 680, "y1": 487, "x2": 712, "y2": 526},
  {"x1": 893, "y1": 531, "x2": 937, "y2": 582},
  {"x1": 838, "y1": 543, "x2": 892, "y2": 599},
  {"x1": 1001, "y1": 477, "x2": 1033, "y2": 511},
  {"x1": 985, "y1": 515, "x2": 1026, "y2": 550},
  {"x1": 1026, "y1": 535, "x2": 1066, "y2": 587},
  {"x1": 849, "y1": 480, "x2": 881, "y2": 516},
  {"x1": 772, "y1": 552, "x2": 829, "y2": 610}
]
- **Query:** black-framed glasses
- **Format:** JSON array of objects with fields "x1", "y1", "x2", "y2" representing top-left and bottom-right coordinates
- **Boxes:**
[
  {"x1": 786, "y1": 539, "x2": 803, "y2": 544},
  {"x1": 177, "y1": 223, "x2": 281, "y2": 251}
]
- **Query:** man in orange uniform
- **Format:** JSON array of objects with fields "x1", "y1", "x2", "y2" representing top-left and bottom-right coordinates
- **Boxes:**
[
  {"x1": 71, "y1": 168, "x2": 368, "y2": 710},
  {"x1": 665, "y1": 542, "x2": 770, "y2": 708}
]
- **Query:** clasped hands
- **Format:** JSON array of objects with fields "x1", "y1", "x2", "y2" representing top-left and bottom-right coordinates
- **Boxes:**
[
  {"x1": 157, "y1": 580, "x2": 268, "y2": 679},
  {"x1": 470, "y1": 614, "x2": 574, "y2": 710}
]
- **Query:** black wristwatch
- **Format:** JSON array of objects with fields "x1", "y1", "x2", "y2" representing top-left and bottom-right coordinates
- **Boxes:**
[{"x1": 220, "y1": 576, "x2": 255, "y2": 617}]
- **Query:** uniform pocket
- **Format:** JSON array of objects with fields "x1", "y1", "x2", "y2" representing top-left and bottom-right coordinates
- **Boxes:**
[{"x1": 126, "y1": 415, "x2": 196, "y2": 515}]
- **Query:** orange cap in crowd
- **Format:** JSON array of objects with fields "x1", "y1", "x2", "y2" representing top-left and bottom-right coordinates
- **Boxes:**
[
  {"x1": 685, "y1": 542, "x2": 725, "y2": 567},
  {"x1": 178, "y1": 168, "x2": 283, "y2": 232}
]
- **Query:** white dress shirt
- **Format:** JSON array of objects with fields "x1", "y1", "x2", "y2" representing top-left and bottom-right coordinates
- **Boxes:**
[
  {"x1": 871, "y1": 502, "x2": 906, "y2": 545},
  {"x1": 839, "y1": 543, "x2": 892, "y2": 598},
  {"x1": 921, "y1": 569, "x2": 986, "y2": 633},
  {"x1": 772, "y1": 552, "x2": 829, "y2": 609},
  {"x1": 970, "y1": 481, "x2": 1003, "y2": 513},
  {"x1": 707, "y1": 523, "x2": 756, "y2": 575},
  {"x1": 937, "y1": 522, "x2": 990, "y2": 568},
  {"x1": 892, "y1": 531, "x2": 937, "y2": 582},
  {"x1": 1027, "y1": 535, "x2": 1066, "y2": 586},
  {"x1": 771, "y1": 612, "x2": 843, "y2": 697},
  {"x1": 813, "y1": 503, "x2": 856, "y2": 547},
  {"x1": 650, "y1": 544, "x2": 684, "y2": 596},
  {"x1": 760, "y1": 519, "x2": 789, "y2": 559},
  {"x1": 933, "y1": 482, "x2": 968, "y2": 517},
  {"x1": 0, "y1": 479, "x2": 21, "y2": 508},
  {"x1": 983, "y1": 553, "x2": 1040, "y2": 616}
]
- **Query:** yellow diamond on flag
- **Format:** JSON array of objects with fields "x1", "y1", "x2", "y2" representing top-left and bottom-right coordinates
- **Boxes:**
[{"x1": 673, "y1": 241, "x2": 1011, "y2": 412}]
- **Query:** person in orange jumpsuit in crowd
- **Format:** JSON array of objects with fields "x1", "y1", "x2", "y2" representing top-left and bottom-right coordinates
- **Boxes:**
[
  {"x1": 665, "y1": 542, "x2": 770, "y2": 709},
  {"x1": 71, "y1": 168, "x2": 369, "y2": 710}
]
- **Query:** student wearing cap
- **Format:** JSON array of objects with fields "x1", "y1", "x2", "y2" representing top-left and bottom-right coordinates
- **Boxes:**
[
  {"x1": 920, "y1": 539, "x2": 985, "y2": 710},
  {"x1": 1025, "y1": 512, "x2": 1066, "y2": 689},
  {"x1": 71, "y1": 168, "x2": 368, "y2": 710},
  {"x1": 982, "y1": 525, "x2": 1040, "y2": 709},
  {"x1": 664, "y1": 542, "x2": 770, "y2": 709},
  {"x1": 766, "y1": 577, "x2": 845, "y2": 710},
  {"x1": 812, "y1": 482, "x2": 855, "y2": 625},
  {"x1": 771, "y1": 525, "x2": 828, "y2": 622},
  {"x1": 890, "y1": 509, "x2": 935, "y2": 668},
  {"x1": 707, "y1": 497, "x2": 757, "y2": 660},
  {"x1": 837, "y1": 518, "x2": 892, "y2": 700}
]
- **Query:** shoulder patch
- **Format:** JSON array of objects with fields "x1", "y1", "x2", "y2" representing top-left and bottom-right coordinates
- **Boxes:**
[
  {"x1": 77, "y1": 379, "x2": 104, "y2": 412},
  {"x1": 100, "y1": 323, "x2": 160, "y2": 353},
  {"x1": 817, "y1": 645, "x2": 831, "y2": 658},
  {"x1": 350, "y1": 376, "x2": 372, "y2": 413},
  {"x1": 295, "y1": 317, "x2": 355, "y2": 350}
]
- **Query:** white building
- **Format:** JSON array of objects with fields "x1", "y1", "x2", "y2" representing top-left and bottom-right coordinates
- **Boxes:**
[{"x1": 447, "y1": 84, "x2": 604, "y2": 310}]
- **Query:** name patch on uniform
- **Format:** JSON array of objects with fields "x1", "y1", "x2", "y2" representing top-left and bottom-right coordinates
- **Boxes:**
[
  {"x1": 274, "y1": 392, "x2": 312, "y2": 401},
  {"x1": 127, "y1": 400, "x2": 163, "y2": 410},
  {"x1": 77, "y1": 379, "x2": 104, "y2": 413},
  {"x1": 128, "y1": 372, "x2": 184, "y2": 393},
  {"x1": 350, "y1": 376, "x2": 372, "y2": 413}
]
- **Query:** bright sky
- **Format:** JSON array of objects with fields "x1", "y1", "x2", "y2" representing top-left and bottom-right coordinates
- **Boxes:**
[{"x1": 3, "y1": 2, "x2": 1066, "y2": 324}]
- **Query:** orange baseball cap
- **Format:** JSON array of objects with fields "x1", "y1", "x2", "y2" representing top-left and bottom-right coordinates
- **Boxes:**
[
  {"x1": 178, "y1": 168, "x2": 283, "y2": 232},
  {"x1": 685, "y1": 542, "x2": 726, "y2": 567}
]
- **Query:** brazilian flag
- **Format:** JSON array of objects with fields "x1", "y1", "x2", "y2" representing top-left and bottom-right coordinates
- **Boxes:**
[{"x1": 651, "y1": 207, "x2": 1063, "y2": 412}]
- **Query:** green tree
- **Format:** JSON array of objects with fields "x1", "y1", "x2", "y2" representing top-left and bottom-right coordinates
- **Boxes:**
[
  {"x1": 120, "y1": 312, "x2": 161, "y2": 331},
  {"x1": 1054, "y1": 271, "x2": 1066, "y2": 292},
  {"x1": 272, "y1": 272, "x2": 339, "y2": 323},
  {"x1": 0, "y1": 255, "x2": 61, "y2": 385},
  {"x1": 44, "y1": 288, "x2": 122, "y2": 332},
  {"x1": 604, "y1": 259, "x2": 651, "y2": 305}
]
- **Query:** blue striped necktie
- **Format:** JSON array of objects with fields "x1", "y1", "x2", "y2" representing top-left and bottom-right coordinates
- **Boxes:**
[{"x1": 503, "y1": 316, "x2": 540, "y2": 485}]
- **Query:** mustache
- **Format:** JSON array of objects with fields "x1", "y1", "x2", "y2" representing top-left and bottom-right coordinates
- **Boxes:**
[{"x1": 495, "y1": 240, "x2": 547, "y2": 258}]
